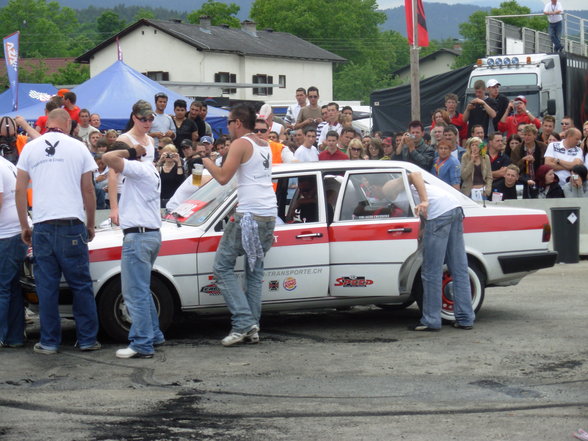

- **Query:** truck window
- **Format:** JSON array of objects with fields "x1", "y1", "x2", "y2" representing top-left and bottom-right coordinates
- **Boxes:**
[{"x1": 469, "y1": 73, "x2": 537, "y2": 87}]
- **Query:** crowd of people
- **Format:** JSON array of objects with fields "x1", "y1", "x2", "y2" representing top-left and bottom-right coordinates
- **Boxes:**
[{"x1": 1, "y1": 78, "x2": 588, "y2": 355}]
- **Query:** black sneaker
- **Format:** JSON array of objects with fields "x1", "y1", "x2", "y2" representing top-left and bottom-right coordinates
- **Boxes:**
[
  {"x1": 452, "y1": 322, "x2": 473, "y2": 330},
  {"x1": 409, "y1": 323, "x2": 440, "y2": 332}
]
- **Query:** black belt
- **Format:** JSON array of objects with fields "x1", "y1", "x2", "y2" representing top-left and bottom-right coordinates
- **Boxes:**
[
  {"x1": 40, "y1": 218, "x2": 83, "y2": 226},
  {"x1": 123, "y1": 227, "x2": 160, "y2": 235}
]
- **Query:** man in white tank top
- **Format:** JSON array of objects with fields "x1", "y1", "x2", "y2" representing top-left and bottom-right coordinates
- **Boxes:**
[{"x1": 202, "y1": 104, "x2": 277, "y2": 346}]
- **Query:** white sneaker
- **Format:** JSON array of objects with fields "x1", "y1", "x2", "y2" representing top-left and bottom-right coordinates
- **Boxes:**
[
  {"x1": 221, "y1": 325, "x2": 259, "y2": 347},
  {"x1": 244, "y1": 332, "x2": 260, "y2": 344},
  {"x1": 115, "y1": 347, "x2": 153, "y2": 359}
]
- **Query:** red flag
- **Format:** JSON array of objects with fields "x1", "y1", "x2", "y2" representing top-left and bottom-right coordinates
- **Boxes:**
[{"x1": 405, "y1": 0, "x2": 429, "y2": 47}]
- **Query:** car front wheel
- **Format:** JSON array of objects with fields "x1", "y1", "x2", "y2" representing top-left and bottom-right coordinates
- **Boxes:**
[{"x1": 97, "y1": 276, "x2": 176, "y2": 342}]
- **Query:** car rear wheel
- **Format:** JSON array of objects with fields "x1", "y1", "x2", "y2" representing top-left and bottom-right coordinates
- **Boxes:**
[
  {"x1": 413, "y1": 262, "x2": 485, "y2": 322},
  {"x1": 97, "y1": 276, "x2": 176, "y2": 342}
]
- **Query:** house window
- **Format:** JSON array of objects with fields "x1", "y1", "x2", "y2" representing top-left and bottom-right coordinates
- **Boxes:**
[
  {"x1": 279, "y1": 75, "x2": 286, "y2": 88},
  {"x1": 252, "y1": 74, "x2": 273, "y2": 96},
  {"x1": 143, "y1": 71, "x2": 169, "y2": 81},
  {"x1": 214, "y1": 72, "x2": 237, "y2": 94}
]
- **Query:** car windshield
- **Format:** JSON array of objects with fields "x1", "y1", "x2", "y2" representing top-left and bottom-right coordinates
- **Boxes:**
[{"x1": 164, "y1": 177, "x2": 237, "y2": 227}]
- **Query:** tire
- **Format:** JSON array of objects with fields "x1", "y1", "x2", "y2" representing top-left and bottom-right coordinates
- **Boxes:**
[
  {"x1": 97, "y1": 276, "x2": 176, "y2": 342},
  {"x1": 413, "y1": 261, "x2": 485, "y2": 322},
  {"x1": 375, "y1": 299, "x2": 415, "y2": 310}
]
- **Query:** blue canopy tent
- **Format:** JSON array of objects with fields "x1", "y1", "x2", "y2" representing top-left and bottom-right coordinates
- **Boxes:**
[
  {"x1": 0, "y1": 83, "x2": 57, "y2": 114},
  {"x1": 6, "y1": 61, "x2": 228, "y2": 135}
]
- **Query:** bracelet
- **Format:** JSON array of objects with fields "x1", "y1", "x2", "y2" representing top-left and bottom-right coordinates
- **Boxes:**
[{"x1": 127, "y1": 147, "x2": 137, "y2": 160}]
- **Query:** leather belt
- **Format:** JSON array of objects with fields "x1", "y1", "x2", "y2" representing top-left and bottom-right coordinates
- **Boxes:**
[
  {"x1": 122, "y1": 227, "x2": 160, "y2": 235},
  {"x1": 40, "y1": 218, "x2": 83, "y2": 226}
]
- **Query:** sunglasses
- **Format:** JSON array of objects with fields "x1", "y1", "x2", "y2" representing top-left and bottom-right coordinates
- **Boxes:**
[
  {"x1": 253, "y1": 128, "x2": 268, "y2": 134},
  {"x1": 136, "y1": 115, "x2": 154, "y2": 123},
  {"x1": 227, "y1": 119, "x2": 237, "y2": 125},
  {"x1": 350, "y1": 148, "x2": 362, "y2": 152},
  {"x1": 308, "y1": 95, "x2": 318, "y2": 99}
]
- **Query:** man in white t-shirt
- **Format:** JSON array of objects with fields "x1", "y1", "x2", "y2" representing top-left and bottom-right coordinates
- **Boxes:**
[
  {"x1": 294, "y1": 127, "x2": 319, "y2": 162},
  {"x1": 15, "y1": 109, "x2": 100, "y2": 355},
  {"x1": 148, "y1": 92, "x2": 176, "y2": 145},
  {"x1": 544, "y1": 127, "x2": 583, "y2": 183},
  {"x1": 103, "y1": 132, "x2": 164, "y2": 359},
  {"x1": 383, "y1": 171, "x2": 474, "y2": 332},
  {"x1": 317, "y1": 102, "x2": 342, "y2": 147},
  {"x1": 77, "y1": 108, "x2": 99, "y2": 146},
  {"x1": 0, "y1": 156, "x2": 28, "y2": 348},
  {"x1": 285, "y1": 87, "x2": 307, "y2": 129},
  {"x1": 544, "y1": 0, "x2": 564, "y2": 52}
]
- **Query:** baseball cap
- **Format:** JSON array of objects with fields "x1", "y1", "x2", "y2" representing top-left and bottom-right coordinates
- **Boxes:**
[
  {"x1": 258, "y1": 103, "x2": 272, "y2": 120},
  {"x1": 154, "y1": 92, "x2": 168, "y2": 100},
  {"x1": 133, "y1": 100, "x2": 155, "y2": 118},
  {"x1": 201, "y1": 136, "x2": 213, "y2": 144},
  {"x1": 181, "y1": 139, "x2": 193, "y2": 148},
  {"x1": 486, "y1": 79, "x2": 500, "y2": 88},
  {"x1": 382, "y1": 137, "x2": 393, "y2": 145},
  {"x1": 514, "y1": 95, "x2": 527, "y2": 104}
]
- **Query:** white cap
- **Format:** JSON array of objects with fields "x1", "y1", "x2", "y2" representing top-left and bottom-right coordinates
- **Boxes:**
[
  {"x1": 258, "y1": 103, "x2": 272, "y2": 120},
  {"x1": 486, "y1": 79, "x2": 501, "y2": 88}
]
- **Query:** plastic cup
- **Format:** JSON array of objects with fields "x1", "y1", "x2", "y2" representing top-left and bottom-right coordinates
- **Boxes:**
[{"x1": 192, "y1": 164, "x2": 204, "y2": 186}]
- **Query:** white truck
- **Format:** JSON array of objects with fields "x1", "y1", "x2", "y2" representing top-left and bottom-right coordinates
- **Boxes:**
[{"x1": 466, "y1": 14, "x2": 588, "y2": 128}]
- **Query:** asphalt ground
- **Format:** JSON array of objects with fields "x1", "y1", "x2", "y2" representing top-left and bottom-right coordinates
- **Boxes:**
[{"x1": 1, "y1": 261, "x2": 587, "y2": 441}]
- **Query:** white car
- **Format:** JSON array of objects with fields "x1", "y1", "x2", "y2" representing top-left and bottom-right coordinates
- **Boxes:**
[{"x1": 22, "y1": 161, "x2": 557, "y2": 341}]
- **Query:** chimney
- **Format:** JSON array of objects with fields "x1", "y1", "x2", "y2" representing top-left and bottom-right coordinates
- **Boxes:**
[
  {"x1": 199, "y1": 16, "x2": 211, "y2": 27},
  {"x1": 241, "y1": 20, "x2": 257, "y2": 37}
]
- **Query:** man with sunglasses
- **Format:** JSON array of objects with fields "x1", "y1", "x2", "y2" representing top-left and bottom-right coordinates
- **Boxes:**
[
  {"x1": 149, "y1": 92, "x2": 176, "y2": 146},
  {"x1": 294, "y1": 86, "x2": 323, "y2": 130},
  {"x1": 254, "y1": 118, "x2": 294, "y2": 164},
  {"x1": 202, "y1": 104, "x2": 277, "y2": 346}
]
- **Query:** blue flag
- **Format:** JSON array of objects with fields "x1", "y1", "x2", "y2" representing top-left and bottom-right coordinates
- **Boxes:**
[{"x1": 3, "y1": 31, "x2": 20, "y2": 111}]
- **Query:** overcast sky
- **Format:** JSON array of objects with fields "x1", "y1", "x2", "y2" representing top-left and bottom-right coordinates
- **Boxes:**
[{"x1": 377, "y1": 0, "x2": 587, "y2": 10}]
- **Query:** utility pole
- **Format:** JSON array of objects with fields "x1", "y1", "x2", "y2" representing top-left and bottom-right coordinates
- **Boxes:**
[{"x1": 409, "y1": 0, "x2": 420, "y2": 121}]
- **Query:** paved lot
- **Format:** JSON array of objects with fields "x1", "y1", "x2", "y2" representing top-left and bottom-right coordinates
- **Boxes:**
[{"x1": 1, "y1": 261, "x2": 587, "y2": 441}]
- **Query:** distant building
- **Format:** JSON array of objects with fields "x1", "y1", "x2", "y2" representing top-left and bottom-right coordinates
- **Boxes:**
[
  {"x1": 392, "y1": 48, "x2": 460, "y2": 84},
  {"x1": 75, "y1": 18, "x2": 345, "y2": 102},
  {"x1": 0, "y1": 57, "x2": 74, "y2": 79}
]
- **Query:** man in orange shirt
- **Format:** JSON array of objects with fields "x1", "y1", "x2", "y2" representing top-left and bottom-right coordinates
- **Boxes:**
[
  {"x1": 63, "y1": 91, "x2": 80, "y2": 122},
  {"x1": 254, "y1": 118, "x2": 295, "y2": 164}
]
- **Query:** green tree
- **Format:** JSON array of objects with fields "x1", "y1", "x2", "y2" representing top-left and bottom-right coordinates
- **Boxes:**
[
  {"x1": 187, "y1": 1, "x2": 241, "y2": 28},
  {"x1": 96, "y1": 10, "x2": 126, "y2": 42},
  {"x1": 48, "y1": 62, "x2": 90, "y2": 85},
  {"x1": 134, "y1": 8, "x2": 156, "y2": 21},
  {"x1": 455, "y1": 0, "x2": 549, "y2": 67},
  {"x1": 0, "y1": 0, "x2": 80, "y2": 57}
]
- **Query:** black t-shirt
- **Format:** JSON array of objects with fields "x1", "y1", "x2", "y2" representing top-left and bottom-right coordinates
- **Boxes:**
[
  {"x1": 160, "y1": 163, "x2": 185, "y2": 202},
  {"x1": 188, "y1": 115, "x2": 206, "y2": 140},
  {"x1": 468, "y1": 97, "x2": 498, "y2": 137},
  {"x1": 493, "y1": 178, "x2": 529, "y2": 200},
  {"x1": 173, "y1": 118, "x2": 198, "y2": 154},
  {"x1": 492, "y1": 94, "x2": 510, "y2": 130}
]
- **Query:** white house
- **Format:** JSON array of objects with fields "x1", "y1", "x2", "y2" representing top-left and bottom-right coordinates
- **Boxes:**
[{"x1": 75, "y1": 18, "x2": 345, "y2": 102}]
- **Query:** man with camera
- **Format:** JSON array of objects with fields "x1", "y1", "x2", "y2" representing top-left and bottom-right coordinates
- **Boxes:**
[
  {"x1": 392, "y1": 120, "x2": 435, "y2": 171},
  {"x1": 497, "y1": 95, "x2": 541, "y2": 137}
]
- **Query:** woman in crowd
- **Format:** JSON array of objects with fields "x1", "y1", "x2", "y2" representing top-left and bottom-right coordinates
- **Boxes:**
[
  {"x1": 548, "y1": 132, "x2": 561, "y2": 143},
  {"x1": 510, "y1": 124, "x2": 545, "y2": 180},
  {"x1": 347, "y1": 139, "x2": 365, "y2": 160},
  {"x1": 367, "y1": 138, "x2": 383, "y2": 160},
  {"x1": 362, "y1": 135, "x2": 372, "y2": 152},
  {"x1": 460, "y1": 137, "x2": 492, "y2": 199},
  {"x1": 431, "y1": 108, "x2": 451, "y2": 128},
  {"x1": 529, "y1": 164, "x2": 564, "y2": 199},
  {"x1": 105, "y1": 129, "x2": 118, "y2": 148},
  {"x1": 172, "y1": 99, "x2": 199, "y2": 154},
  {"x1": 505, "y1": 133, "x2": 522, "y2": 157},
  {"x1": 562, "y1": 164, "x2": 588, "y2": 198},
  {"x1": 157, "y1": 144, "x2": 185, "y2": 208}
]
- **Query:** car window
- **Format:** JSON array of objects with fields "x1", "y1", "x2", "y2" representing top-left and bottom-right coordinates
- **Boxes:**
[
  {"x1": 165, "y1": 176, "x2": 238, "y2": 227},
  {"x1": 339, "y1": 172, "x2": 413, "y2": 221},
  {"x1": 274, "y1": 173, "x2": 321, "y2": 224}
]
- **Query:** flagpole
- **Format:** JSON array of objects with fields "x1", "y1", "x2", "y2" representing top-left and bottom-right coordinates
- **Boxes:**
[{"x1": 410, "y1": 0, "x2": 420, "y2": 122}]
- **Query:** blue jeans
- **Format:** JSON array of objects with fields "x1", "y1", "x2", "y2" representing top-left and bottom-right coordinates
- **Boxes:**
[
  {"x1": 32, "y1": 222, "x2": 99, "y2": 350},
  {"x1": 549, "y1": 21, "x2": 563, "y2": 52},
  {"x1": 0, "y1": 233, "x2": 28, "y2": 345},
  {"x1": 213, "y1": 214, "x2": 275, "y2": 333},
  {"x1": 420, "y1": 207, "x2": 475, "y2": 329},
  {"x1": 121, "y1": 231, "x2": 163, "y2": 354}
]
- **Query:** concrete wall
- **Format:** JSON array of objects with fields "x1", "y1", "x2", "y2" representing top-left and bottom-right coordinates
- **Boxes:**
[{"x1": 486, "y1": 198, "x2": 588, "y2": 256}]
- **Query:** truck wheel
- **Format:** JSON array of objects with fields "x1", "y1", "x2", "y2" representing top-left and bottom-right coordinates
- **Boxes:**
[
  {"x1": 97, "y1": 276, "x2": 176, "y2": 342},
  {"x1": 413, "y1": 262, "x2": 485, "y2": 322}
]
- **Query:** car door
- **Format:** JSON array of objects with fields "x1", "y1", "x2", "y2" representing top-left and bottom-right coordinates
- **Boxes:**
[
  {"x1": 196, "y1": 171, "x2": 330, "y2": 306},
  {"x1": 328, "y1": 169, "x2": 420, "y2": 297}
]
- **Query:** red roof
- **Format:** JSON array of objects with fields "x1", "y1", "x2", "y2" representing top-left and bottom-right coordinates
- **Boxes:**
[{"x1": 0, "y1": 57, "x2": 75, "y2": 77}]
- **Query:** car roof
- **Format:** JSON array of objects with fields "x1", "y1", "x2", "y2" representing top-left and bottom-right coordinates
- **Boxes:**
[{"x1": 272, "y1": 160, "x2": 424, "y2": 174}]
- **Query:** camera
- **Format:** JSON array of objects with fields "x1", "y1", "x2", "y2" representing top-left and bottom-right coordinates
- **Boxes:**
[
  {"x1": 165, "y1": 153, "x2": 172, "y2": 158},
  {"x1": 571, "y1": 174, "x2": 579, "y2": 180}
]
